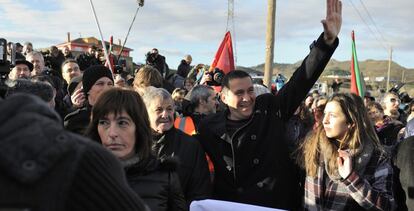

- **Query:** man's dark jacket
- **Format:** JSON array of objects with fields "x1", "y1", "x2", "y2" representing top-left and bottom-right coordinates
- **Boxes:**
[
  {"x1": 177, "y1": 60, "x2": 191, "y2": 78},
  {"x1": 197, "y1": 33, "x2": 338, "y2": 209},
  {"x1": 0, "y1": 94, "x2": 148, "y2": 211},
  {"x1": 153, "y1": 128, "x2": 211, "y2": 205}
]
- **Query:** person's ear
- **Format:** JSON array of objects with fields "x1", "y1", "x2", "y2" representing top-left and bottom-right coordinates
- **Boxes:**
[{"x1": 220, "y1": 92, "x2": 227, "y2": 104}]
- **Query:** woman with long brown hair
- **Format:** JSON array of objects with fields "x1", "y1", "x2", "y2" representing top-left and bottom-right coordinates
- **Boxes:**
[{"x1": 299, "y1": 93, "x2": 395, "y2": 210}]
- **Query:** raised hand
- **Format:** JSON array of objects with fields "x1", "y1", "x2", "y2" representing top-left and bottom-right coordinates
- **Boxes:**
[
  {"x1": 322, "y1": 0, "x2": 342, "y2": 45},
  {"x1": 337, "y1": 149, "x2": 353, "y2": 179},
  {"x1": 71, "y1": 88, "x2": 86, "y2": 108}
]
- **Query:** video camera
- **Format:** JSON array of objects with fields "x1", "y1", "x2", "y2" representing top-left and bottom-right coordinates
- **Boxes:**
[
  {"x1": 145, "y1": 51, "x2": 158, "y2": 65},
  {"x1": 206, "y1": 67, "x2": 224, "y2": 86},
  {"x1": 0, "y1": 38, "x2": 13, "y2": 98}
]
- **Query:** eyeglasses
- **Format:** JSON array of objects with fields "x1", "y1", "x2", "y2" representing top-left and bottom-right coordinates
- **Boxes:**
[{"x1": 389, "y1": 98, "x2": 401, "y2": 103}]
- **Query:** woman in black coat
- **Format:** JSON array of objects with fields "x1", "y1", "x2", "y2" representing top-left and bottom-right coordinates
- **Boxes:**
[{"x1": 86, "y1": 88, "x2": 187, "y2": 211}]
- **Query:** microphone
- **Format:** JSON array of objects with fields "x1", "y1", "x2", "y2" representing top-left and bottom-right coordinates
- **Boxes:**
[{"x1": 138, "y1": 0, "x2": 144, "y2": 7}]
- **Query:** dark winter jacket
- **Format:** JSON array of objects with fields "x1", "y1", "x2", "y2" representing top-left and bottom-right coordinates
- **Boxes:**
[
  {"x1": 64, "y1": 105, "x2": 91, "y2": 135},
  {"x1": 0, "y1": 94, "x2": 148, "y2": 211},
  {"x1": 147, "y1": 54, "x2": 169, "y2": 77},
  {"x1": 49, "y1": 51, "x2": 66, "y2": 75},
  {"x1": 177, "y1": 60, "x2": 191, "y2": 78},
  {"x1": 197, "y1": 33, "x2": 338, "y2": 209},
  {"x1": 152, "y1": 128, "x2": 211, "y2": 205},
  {"x1": 76, "y1": 53, "x2": 101, "y2": 71},
  {"x1": 375, "y1": 117, "x2": 404, "y2": 157},
  {"x1": 125, "y1": 156, "x2": 187, "y2": 211},
  {"x1": 395, "y1": 137, "x2": 414, "y2": 210}
]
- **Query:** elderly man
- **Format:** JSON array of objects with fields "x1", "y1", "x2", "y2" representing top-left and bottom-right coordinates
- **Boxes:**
[
  {"x1": 26, "y1": 51, "x2": 46, "y2": 76},
  {"x1": 8, "y1": 59, "x2": 34, "y2": 80},
  {"x1": 142, "y1": 87, "x2": 211, "y2": 206}
]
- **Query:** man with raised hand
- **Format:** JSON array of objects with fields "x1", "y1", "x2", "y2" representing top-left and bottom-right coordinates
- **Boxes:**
[{"x1": 197, "y1": 0, "x2": 342, "y2": 209}]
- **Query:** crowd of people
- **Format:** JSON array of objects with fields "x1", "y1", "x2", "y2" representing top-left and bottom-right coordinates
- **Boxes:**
[{"x1": 1, "y1": 0, "x2": 414, "y2": 210}]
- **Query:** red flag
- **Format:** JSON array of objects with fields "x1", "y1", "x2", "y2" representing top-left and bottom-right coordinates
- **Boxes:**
[
  {"x1": 350, "y1": 31, "x2": 365, "y2": 96},
  {"x1": 209, "y1": 31, "x2": 235, "y2": 74}
]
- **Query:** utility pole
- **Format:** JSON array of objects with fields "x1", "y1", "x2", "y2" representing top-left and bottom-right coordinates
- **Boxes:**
[
  {"x1": 386, "y1": 47, "x2": 393, "y2": 91},
  {"x1": 264, "y1": 0, "x2": 276, "y2": 89}
]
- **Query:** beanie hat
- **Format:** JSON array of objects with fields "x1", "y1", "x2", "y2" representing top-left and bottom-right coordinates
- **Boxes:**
[
  {"x1": 67, "y1": 75, "x2": 82, "y2": 96},
  {"x1": 82, "y1": 65, "x2": 113, "y2": 95}
]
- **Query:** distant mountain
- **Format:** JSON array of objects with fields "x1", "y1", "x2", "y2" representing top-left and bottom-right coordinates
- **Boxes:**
[{"x1": 243, "y1": 59, "x2": 414, "y2": 82}]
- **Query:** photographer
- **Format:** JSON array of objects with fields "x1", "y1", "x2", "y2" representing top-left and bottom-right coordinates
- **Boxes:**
[{"x1": 145, "y1": 48, "x2": 169, "y2": 78}]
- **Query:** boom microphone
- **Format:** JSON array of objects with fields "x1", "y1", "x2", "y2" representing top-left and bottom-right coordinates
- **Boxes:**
[{"x1": 138, "y1": 0, "x2": 144, "y2": 7}]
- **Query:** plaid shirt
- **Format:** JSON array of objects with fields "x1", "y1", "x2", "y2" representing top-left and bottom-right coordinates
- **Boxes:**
[{"x1": 304, "y1": 150, "x2": 395, "y2": 211}]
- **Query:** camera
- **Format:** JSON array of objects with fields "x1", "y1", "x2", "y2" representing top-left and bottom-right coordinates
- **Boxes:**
[
  {"x1": 145, "y1": 52, "x2": 158, "y2": 65},
  {"x1": 206, "y1": 67, "x2": 224, "y2": 86},
  {"x1": 0, "y1": 38, "x2": 13, "y2": 98}
]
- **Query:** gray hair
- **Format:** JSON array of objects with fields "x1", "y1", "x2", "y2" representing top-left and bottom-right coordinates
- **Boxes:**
[
  {"x1": 142, "y1": 87, "x2": 172, "y2": 108},
  {"x1": 188, "y1": 85, "x2": 214, "y2": 108},
  {"x1": 26, "y1": 51, "x2": 44, "y2": 62}
]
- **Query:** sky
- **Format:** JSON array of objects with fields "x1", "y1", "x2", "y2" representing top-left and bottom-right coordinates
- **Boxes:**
[{"x1": 1, "y1": 0, "x2": 413, "y2": 70}]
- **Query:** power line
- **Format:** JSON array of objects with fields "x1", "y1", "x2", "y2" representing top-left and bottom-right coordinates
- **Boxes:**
[
  {"x1": 357, "y1": 0, "x2": 389, "y2": 48},
  {"x1": 348, "y1": 0, "x2": 388, "y2": 52}
]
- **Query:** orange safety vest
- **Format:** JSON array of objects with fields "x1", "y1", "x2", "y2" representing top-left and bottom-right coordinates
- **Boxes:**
[
  {"x1": 174, "y1": 116, "x2": 215, "y2": 181},
  {"x1": 174, "y1": 116, "x2": 196, "y2": 136}
]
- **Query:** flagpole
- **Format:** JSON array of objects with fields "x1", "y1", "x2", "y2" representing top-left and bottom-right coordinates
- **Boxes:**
[
  {"x1": 386, "y1": 47, "x2": 392, "y2": 91},
  {"x1": 117, "y1": 3, "x2": 143, "y2": 62},
  {"x1": 88, "y1": 0, "x2": 113, "y2": 73},
  {"x1": 264, "y1": 0, "x2": 276, "y2": 89}
]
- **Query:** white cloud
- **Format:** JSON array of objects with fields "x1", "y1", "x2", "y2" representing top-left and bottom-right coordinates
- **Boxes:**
[{"x1": 0, "y1": 0, "x2": 413, "y2": 68}]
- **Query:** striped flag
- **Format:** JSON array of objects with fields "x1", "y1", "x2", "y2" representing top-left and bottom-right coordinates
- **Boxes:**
[{"x1": 350, "y1": 30, "x2": 365, "y2": 97}]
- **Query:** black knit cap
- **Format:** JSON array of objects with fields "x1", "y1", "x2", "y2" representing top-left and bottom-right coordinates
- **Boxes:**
[{"x1": 82, "y1": 65, "x2": 113, "y2": 95}]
